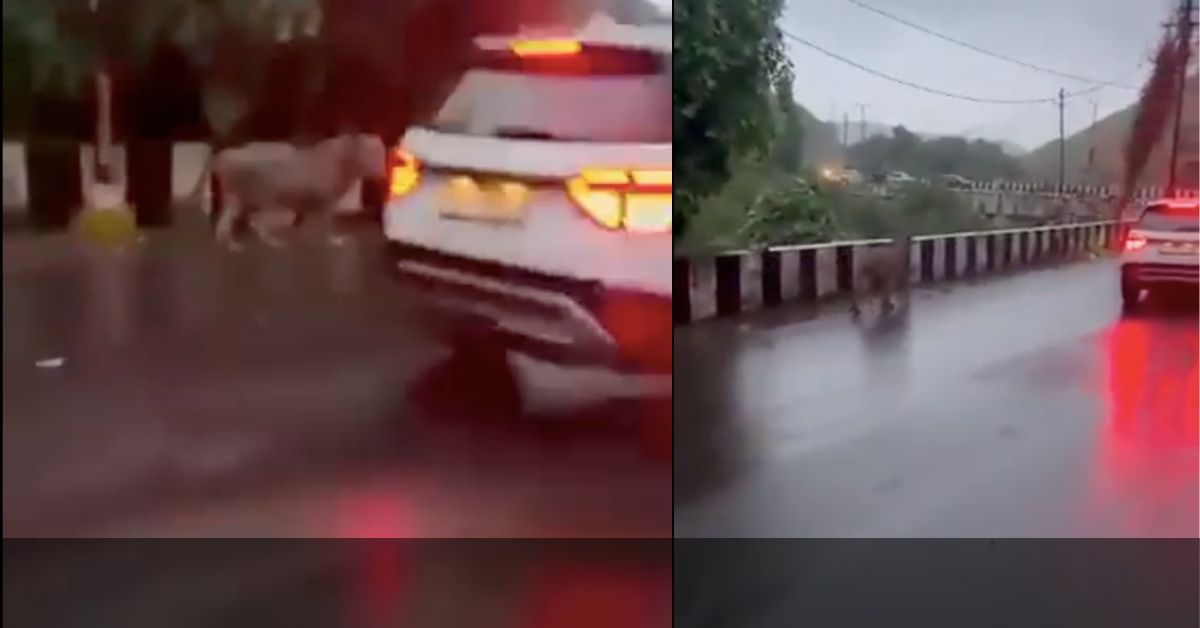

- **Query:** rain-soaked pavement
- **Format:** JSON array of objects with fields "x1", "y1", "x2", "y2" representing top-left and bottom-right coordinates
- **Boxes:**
[
  {"x1": 2, "y1": 224, "x2": 670, "y2": 539},
  {"x1": 675, "y1": 260, "x2": 1198, "y2": 538}
]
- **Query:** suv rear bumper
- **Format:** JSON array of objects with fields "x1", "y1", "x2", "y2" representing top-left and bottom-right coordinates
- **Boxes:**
[
  {"x1": 1121, "y1": 262, "x2": 1200, "y2": 286},
  {"x1": 388, "y1": 242, "x2": 671, "y2": 373}
]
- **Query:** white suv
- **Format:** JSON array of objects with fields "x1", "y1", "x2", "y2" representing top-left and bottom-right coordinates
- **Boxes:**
[
  {"x1": 383, "y1": 15, "x2": 671, "y2": 376},
  {"x1": 1119, "y1": 198, "x2": 1200, "y2": 309}
]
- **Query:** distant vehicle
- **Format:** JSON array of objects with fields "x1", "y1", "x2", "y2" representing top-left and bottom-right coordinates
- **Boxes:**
[
  {"x1": 820, "y1": 167, "x2": 864, "y2": 185},
  {"x1": 885, "y1": 171, "x2": 916, "y2": 185},
  {"x1": 384, "y1": 15, "x2": 672, "y2": 383},
  {"x1": 939, "y1": 174, "x2": 973, "y2": 189},
  {"x1": 1119, "y1": 198, "x2": 1199, "y2": 310}
]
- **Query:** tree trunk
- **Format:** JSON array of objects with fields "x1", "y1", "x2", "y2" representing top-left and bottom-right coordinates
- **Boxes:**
[{"x1": 95, "y1": 71, "x2": 114, "y2": 185}]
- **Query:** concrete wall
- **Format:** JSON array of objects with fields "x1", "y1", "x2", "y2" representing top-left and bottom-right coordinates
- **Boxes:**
[{"x1": 2, "y1": 141, "x2": 367, "y2": 218}]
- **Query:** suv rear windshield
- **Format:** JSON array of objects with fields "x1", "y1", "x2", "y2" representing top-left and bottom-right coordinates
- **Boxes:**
[
  {"x1": 425, "y1": 44, "x2": 670, "y2": 143},
  {"x1": 1138, "y1": 203, "x2": 1200, "y2": 232}
]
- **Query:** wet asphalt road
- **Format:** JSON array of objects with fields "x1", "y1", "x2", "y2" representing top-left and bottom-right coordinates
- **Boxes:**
[
  {"x1": 2, "y1": 225, "x2": 670, "y2": 538},
  {"x1": 675, "y1": 259, "x2": 1198, "y2": 538},
  {"x1": 4, "y1": 539, "x2": 671, "y2": 628}
]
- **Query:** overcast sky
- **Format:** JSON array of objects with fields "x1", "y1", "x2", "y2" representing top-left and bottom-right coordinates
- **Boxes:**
[{"x1": 781, "y1": 0, "x2": 1175, "y2": 150}]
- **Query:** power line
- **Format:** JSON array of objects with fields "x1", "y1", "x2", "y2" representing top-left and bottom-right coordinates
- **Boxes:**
[
  {"x1": 836, "y1": 0, "x2": 1140, "y2": 90},
  {"x1": 783, "y1": 30, "x2": 1115, "y2": 104}
]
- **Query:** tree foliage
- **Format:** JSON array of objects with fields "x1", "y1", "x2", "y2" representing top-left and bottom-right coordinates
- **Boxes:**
[
  {"x1": 1122, "y1": 6, "x2": 1194, "y2": 206},
  {"x1": 3, "y1": 0, "x2": 322, "y2": 140},
  {"x1": 847, "y1": 126, "x2": 1024, "y2": 181},
  {"x1": 738, "y1": 177, "x2": 836, "y2": 246},
  {"x1": 673, "y1": 0, "x2": 793, "y2": 237},
  {"x1": 770, "y1": 89, "x2": 804, "y2": 174}
]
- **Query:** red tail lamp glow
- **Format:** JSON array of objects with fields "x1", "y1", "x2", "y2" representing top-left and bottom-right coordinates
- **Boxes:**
[
  {"x1": 566, "y1": 168, "x2": 672, "y2": 233},
  {"x1": 510, "y1": 39, "x2": 582, "y2": 57},
  {"x1": 1124, "y1": 233, "x2": 1148, "y2": 252},
  {"x1": 388, "y1": 148, "x2": 420, "y2": 198}
]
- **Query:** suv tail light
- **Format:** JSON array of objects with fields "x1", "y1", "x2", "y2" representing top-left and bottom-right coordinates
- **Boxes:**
[
  {"x1": 510, "y1": 39, "x2": 581, "y2": 58},
  {"x1": 388, "y1": 148, "x2": 420, "y2": 199},
  {"x1": 1124, "y1": 233, "x2": 1148, "y2": 252},
  {"x1": 566, "y1": 168, "x2": 671, "y2": 233}
]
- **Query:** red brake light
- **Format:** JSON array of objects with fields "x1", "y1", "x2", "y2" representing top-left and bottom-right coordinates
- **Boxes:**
[
  {"x1": 1124, "y1": 233, "x2": 1148, "y2": 252},
  {"x1": 566, "y1": 168, "x2": 672, "y2": 233},
  {"x1": 388, "y1": 148, "x2": 420, "y2": 198},
  {"x1": 510, "y1": 39, "x2": 582, "y2": 58}
]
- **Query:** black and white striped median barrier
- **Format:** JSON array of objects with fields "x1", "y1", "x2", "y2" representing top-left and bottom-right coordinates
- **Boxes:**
[{"x1": 674, "y1": 221, "x2": 1130, "y2": 326}]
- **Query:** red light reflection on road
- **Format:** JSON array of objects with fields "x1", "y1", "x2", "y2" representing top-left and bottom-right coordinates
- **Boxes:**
[
  {"x1": 347, "y1": 540, "x2": 412, "y2": 628},
  {"x1": 1091, "y1": 318, "x2": 1199, "y2": 536},
  {"x1": 515, "y1": 559, "x2": 669, "y2": 628}
]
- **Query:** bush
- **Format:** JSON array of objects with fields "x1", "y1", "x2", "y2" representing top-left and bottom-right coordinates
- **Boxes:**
[{"x1": 738, "y1": 178, "x2": 836, "y2": 246}]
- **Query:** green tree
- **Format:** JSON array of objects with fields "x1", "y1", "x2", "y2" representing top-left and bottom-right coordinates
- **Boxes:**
[
  {"x1": 770, "y1": 87, "x2": 804, "y2": 173},
  {"x1": 847, "y1": 126, "x2": 1024, "y2": 180},
  {"x1": 738, "y1": 177, "x2": 836, "y2": 246},
  {"x1": 673, "y1": 0, "x2": 792, "y2": 238},
  {"x1": 4, "y1": 0, "x2": 322, "y2": 156}
]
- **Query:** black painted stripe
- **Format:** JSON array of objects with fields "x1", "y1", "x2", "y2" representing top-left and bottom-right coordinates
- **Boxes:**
[
  {"x1": 715, "y1": 254, "x2": 742, "y2": 317},
  {"x1": 673, "y1": 258, "x2": 691, "y2": 324},
  {"x1": 920, "y1": 239, "x2": 934, "y2": 282},
  {"x1": 835, "y1": 245, "x2": 854, "y2": 293},
  {"x1": 985, "y1": 234, "x2": 996, "y2": 273},
  {"x1": 762, "y1": 250, "x2": 782, "y2": 308},
  {"x1": 965, "y1": 236, "x2": 978, "y2": 277},
  {"x1": 944, "y1": 237, "x2": 958, "y2": 280},
  {"x1": 799, "y1": 249, "x2": 817, "y2": 302}
]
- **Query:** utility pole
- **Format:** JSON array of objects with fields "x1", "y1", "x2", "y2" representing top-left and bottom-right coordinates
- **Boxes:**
[
  {"x1": 857, "y1": 103, "x2": 868, "y2": 144},
  {"x1": 843, "y1": 112, "x2": 849, "y2": 149},
  {"x1": 1167, "y1": 0, "x2": 1197, "y2": 194},
  {"x1": 1058, "y1": 88, "x2": 1066, "y2": 196}
]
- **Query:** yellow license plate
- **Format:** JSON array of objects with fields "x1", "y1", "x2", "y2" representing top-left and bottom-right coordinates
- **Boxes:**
[{"x1": 438, "y1": 176, "x2": 529, "y2": 224}]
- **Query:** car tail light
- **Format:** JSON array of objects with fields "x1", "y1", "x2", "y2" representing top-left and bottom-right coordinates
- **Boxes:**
[
  {"x1": 510, "y1": 39, "x2": 581, "y2": 58},
  {"x1": 566, "y1": 168, "x2": 672, "y2": 233},
  {"x1": 1124, "y1": 233, "x2": 1148, "y2": 252},
  {"x1": 388, "y1": 148, "x2": 420, "y2": 199}
]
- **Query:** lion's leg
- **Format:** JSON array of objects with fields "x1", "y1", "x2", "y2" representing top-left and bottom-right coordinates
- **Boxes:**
[
  {"x1": 214, "y1": 199, "x2": 244, "y2": 251},
  {"x1": 251, "y1": 208, "x2": 290, "y2": 248}
]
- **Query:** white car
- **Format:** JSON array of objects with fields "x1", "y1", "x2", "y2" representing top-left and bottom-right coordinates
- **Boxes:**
[
  {"x1": 383, "y1": 15, "x2": 671, "y2": 377},
  {"x1": 886, "y1": 171, "x2": 916, "y2": 185},
  {"x1": 1119, "y1": 198, "x2": 1200, "y2": 309}
]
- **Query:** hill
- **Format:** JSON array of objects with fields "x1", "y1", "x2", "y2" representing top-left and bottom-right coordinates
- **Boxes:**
[
  {"x1": 797, "y1": 106, "x2": 843, "y2": 167},
  {"x1": 1020, "y1": 74, "x2": 1198, "y2": 188}
]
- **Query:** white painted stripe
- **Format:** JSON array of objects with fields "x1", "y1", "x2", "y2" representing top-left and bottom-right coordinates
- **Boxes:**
[
  {"x1": 954, "y1": 236, "x2": 969, "y2": 277},
  {"x1": 931, "y1": 237, "x2": 946, "y2": 281},
  {"x1": 80, "y1": 144, "x2": 128, "y2": 206},
  {"x1": 909, "y1": 241, "x2": 922, "y2": 283},
  {"x1": 780, "y1": 249, "x2": 801, "y2": 300},
  {"x1": 815, "y1": 247, "x2": 839, "y2": 297},
  {"x1": 740, "y1": 252, "x2": 763, "y2": 312},
  {"x1": 689, "y1": 259, "x2": 717, "y2": 321}
]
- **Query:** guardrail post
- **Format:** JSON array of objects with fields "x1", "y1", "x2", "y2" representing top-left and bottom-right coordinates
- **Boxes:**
[
  {"x1": 1001, "y1": 233, "x2": 1013, "y2": 269},
  {"x1": 1017, "y1": 231, "x2": 1029, "y2": 265},
  {"x1": 762, "y1": 250, "x2": 782, "y2": 308},
  {"x1": 673, "y1": 258, "x2": 691, "y2": 324},
  {"x1": 715, "y1": 254, "x2": 742, "y2": 317},
  {"x1": 799, "y1": 249, "x2": 817, "y2": 303}
]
